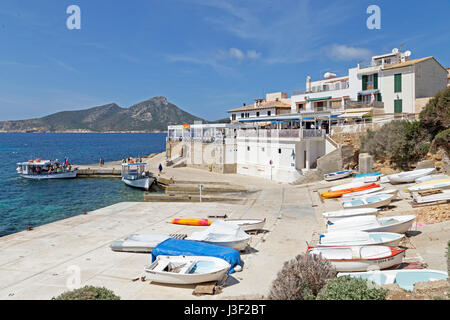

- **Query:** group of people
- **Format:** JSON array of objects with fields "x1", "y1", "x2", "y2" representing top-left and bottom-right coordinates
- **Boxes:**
[
  {"x1": 30, "y1": 158, "x2": 71, "y2": 175},
  {"x1": 120, "y1": 156, "x2": 163, "y2": 175}
]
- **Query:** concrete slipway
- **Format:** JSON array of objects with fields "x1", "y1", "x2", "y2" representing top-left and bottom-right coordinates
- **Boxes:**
[{"x1": 0, "y1": 168, "x2": 448, "y2": 300}]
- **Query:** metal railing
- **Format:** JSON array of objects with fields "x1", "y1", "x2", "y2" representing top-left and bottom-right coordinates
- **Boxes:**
[
  {"x1": 301, "y1": 129, "x2": 325, "y2": 139},
  {"x1": 293, "y1": 82, "x2": 349, "y2": 96}
]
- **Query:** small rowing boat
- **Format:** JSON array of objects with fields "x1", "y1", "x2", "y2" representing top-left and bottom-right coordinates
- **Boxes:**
[
  {"x1": 327, "y1": 215, "x2": 416, "y2": 234},
  {"x1": 145, "y1": 255, "x2": 230, "y2": 285},
  {"x1": 342, "y1": 188, "x2": 399, "y2": 201},
  {"x1": 342, "y1": 193, "x2": 394, "y2": 209},
  {"x1": 186, "y1": 221, "x2": 251, "y2": 251},
  {"x1": 322, "y1": 208, "x2": 379, "y2": 223},
  {"x1": 406, "y1": 178, "x2": 450, "y2": 193},
  {"x1": 318, "y1": 231, "x2": 405, "y2": 247},
  {"x1": 415, "y1": 174, "x2": 450, "y2": 184},
  {"x1": 329, "y1": 181, "x2": 367, "y2": 191},
  {"x1": 341, "y1": 186, "x2": 385, "y2": 198},
  {"x1": 321, "y1": 183, "x2": 380, "y2": 199},
  {"x1": 324, "y1": 170, "x2": 352, "y2": 181},
  {"x1": 307, "y1": 246, "x2": 405, "y2": 272},
  {"x1": 223, "y1": 218, "x2": 266, "y2": 232},
  {"x1": 387, "y1": 168, "x2": 436, "y2": 184},
  {"x1": 338, "y1": 269, "x2": 448, "y2": 291},
  {"x1": 355, "y1": 172, "x2": 382, "y2": 178},
  {"x1": 171, "y1": 219, "x2": 212, "y2": 226}
]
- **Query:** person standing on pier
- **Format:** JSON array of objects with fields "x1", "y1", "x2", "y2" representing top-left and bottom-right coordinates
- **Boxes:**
[
  {"x1": 99, "y1": 157, "x2": 104, "y2": 167},
  {"x1": 158, "y1": 163, "x2": 163, "y2": 176}
]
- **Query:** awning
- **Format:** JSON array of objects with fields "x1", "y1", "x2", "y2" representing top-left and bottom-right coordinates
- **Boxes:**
[
  {"x1": 358, "y1": 89, "x2": 379, "y2": 95},
  {"x1": 307, "y1": 96, "x2": 332, "y2": 102},
  {"x1": 338, "y1": 112, "x2": 369, "y2": 119}
]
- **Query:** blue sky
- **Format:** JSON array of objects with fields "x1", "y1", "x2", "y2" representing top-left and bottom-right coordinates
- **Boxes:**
[{"x1": 0, "y1": 0, "x2": 449, "y2": 121}]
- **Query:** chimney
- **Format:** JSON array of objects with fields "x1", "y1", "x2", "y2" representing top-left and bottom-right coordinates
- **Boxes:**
[{"x1": 306, "y1": 76, "x2": 312, "y2": 92}]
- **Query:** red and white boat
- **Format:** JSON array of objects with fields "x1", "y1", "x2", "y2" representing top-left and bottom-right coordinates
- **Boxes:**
[{"x1": 307, "y1": 245, "x2": 405, "y2": 272}]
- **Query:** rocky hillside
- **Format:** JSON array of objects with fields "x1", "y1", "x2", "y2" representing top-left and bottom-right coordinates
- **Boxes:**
[{"x1": 0, "y1": 96, "x2": 205, "y2": 132}]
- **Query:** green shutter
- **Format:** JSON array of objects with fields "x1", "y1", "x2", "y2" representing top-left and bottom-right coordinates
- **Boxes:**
[
  {"x1": 358, "y1": 94, "x2": 362, "y2": 102},
  {"x1": 374, "y1": 73, "x2": 378, "y2": 89},
  {"x1": 362, "y1": 75, "x2": 368, "y2": 90},
  {"x1": 394, "y1": 99, "x2": 403, "y2": 113},
  {"x1": 377, "y1": 92, "x2": 382, "y2": 101},
  {"x1": 394, "y1": 74, "x2": 402, "y2": 93}
]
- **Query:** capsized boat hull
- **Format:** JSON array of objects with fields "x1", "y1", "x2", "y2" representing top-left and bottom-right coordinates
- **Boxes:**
[
  {"x1": 318, "y1": 231, "x2": 405, "y2": 247},
  {"x1": 322, "y1": 208, "x2": 379, "y2": 223},
  {"x1": 145, "y1": 255, "x2": 230, "y2": 285},
  {"x1": 387, "y1": 168, "x2": 436, "y2": 184},
  {"x1": 223, "y1": 219, "x2": 266, "y2": 232},
  {"x1": 342, "y1": 189, "x2": 399, "y2": 201},
  {"x1": 406, "y1": 179, "x2": 450, "y2": 193},
  {"x1": 321, "y1": 183, "x2": 380, "y2": 199},
  {"x1": 338, "y1": 269, "x2": 448, "y2": 291}
]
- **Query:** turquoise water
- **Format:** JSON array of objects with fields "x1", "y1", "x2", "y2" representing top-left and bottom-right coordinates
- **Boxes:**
[{"x1": 0, "y1": 133, "x2": 166, "y2": 237}]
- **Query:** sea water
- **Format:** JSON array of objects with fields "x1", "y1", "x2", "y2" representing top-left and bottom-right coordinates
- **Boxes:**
[{"x1": 0, "y1": 133, "x2": 166, "y2": 237}]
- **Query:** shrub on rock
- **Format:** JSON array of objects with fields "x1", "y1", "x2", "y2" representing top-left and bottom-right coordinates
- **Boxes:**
[
  {"x1": 52, "y1": 286, "x2": 120, "y2": 300},
  {"x1": 316, "y1": 276, "x2": 388, "y2": 300},
  {"x1": 268, "y1": 254, "x2": 337, "y2": 300}
]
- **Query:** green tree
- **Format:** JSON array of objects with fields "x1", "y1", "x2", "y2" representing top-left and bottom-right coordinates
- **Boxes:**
[{"x1": 419, "y1": 86, "x2": 450, "y2": 138}]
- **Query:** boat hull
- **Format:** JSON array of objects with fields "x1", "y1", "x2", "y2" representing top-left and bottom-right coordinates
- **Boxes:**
[
  {"x1": 122, "y1": 177, "x2": 154, "y2": 190},
  {"x1": 342, "y1": 194, "x2": 394, "y2": 209},
  {"x1": 324, "y1": 170, "x2": 352, "y2": 181},
  {"x1": 318, "y1": 232, "x2": 405, "y2": 247},
  {"x1": 339, "y1": 269, "x2": 448, "y2": 291},
  {"x1": 388, "y1": 168, "x2": 436, "y2": 184},
  {"x1": 145, "y1": 256, "x2": 230, "y2": 285},
  {"x1": 224, "y1": 219, "x2": 266, "y2": 232},
  {"x1": 19, "y1": 170, "x2": 77, "y2": 180}
]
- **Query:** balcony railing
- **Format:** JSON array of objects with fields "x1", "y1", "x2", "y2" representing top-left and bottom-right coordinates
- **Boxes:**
[
  {"x1": 292, "y1": 81, "x2": 349, "y2": 96},
  {"x1": 301, "y1": 129, "x2": 325, "y2": 139},
  {"x1": 345, "y1": 100, "x2": 384, "y2": 109}
]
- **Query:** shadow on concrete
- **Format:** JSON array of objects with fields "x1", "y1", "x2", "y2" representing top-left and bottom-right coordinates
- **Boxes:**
[{"x1": 406, "y1": 230, "x2": 422, "y2": 237}]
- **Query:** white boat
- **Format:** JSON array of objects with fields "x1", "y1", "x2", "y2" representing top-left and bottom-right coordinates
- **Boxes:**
[
  {"x1": 353, "y1": 175, "x2": 380, "y2": 183},
  {"x1": 223, "y1": 218, "x2": 266, "y2": 232},
  {"x1": 342, "y1": 193, "x2": 395, "y2": 209},
  {"x1": 412, "y1": 189, "x2": 450, "y2": 204},
  {"x1": 318, "y1": 231, "x2": 405, "y2": 247},
  {"x1": 186, "y1": 221, "x2": 251, "y2": 251},
  {"x1": 329, "y1": 180, "x2": 366, "y2": 192},
  {"x1": 342, "y1": 188, "x2": 399, "y2": 201},
  {"x1": 322, "y1": 208, "x2": 379, "y2": 223},
  {"x1": 121, "y1": 163, "x2": 155, "y2": 191},
  {"x1": 415, "y1": 174, "x2": 450, "y2": 184},
  {"x1": 406, "y1": 178, "x2": 450, "y2": 193},
  {"x1": 327, "y1": 215, "x2": 416, "y2": 234},
  {"x1": 338, "y1": 269, "x2": 448, "y2": 291},
  {"x1": 341, "y1": 186, "x2": 385, "y2": 198},
  {"x1": 144, "y1": 255, "x2": 230, "y2": 285},
  {"x1": 110, "y1": 234, "x2": 170, "y2": 253},
  {"x1": 17, "y1": 159, "x2": 77, "y2": 179},
  {"x1": 307, "y1": 246, "x2": 405, "y2": 272},
  {"x1": 387, "y1": 168, "x2": 436, "y2": 184},
  {"x1": 324, "y1": 170, "x2": 352, "y2": 181}
]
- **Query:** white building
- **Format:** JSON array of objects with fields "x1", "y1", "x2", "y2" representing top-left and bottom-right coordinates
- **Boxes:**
[
  {"x1": 227, "y1": 92, "x2": 291, "y2": 123},
  {"x1": 291, "y1": 49, "x2": 447, "y2": 116}
]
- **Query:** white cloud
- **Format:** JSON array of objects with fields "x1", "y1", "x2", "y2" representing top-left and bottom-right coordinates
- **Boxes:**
[
  {"x1": 247, "y1": 50, "x2": 261, "y2": 59},
  {"x1": 329, "y1": 45, "x2": 373, "y2": 61},
  {"x1": 229, "y1": 48, "x2": 245, "y2": 60}
]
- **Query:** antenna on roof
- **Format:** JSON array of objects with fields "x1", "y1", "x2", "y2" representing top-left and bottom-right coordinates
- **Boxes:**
[{"x1": 404, "y1": 50, "x2": 412, "y2": 57}]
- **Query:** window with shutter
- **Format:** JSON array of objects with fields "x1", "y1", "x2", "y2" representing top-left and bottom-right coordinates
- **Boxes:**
[
  {"x1": 362, "y1": 75, "x2": 368, "y2": 90},
  {"x1": 374, "y1": 73, "x2": 378, "y2": 89},
  {"x1": 394, "y1": 74, "x2": 402, "y2": 92}
]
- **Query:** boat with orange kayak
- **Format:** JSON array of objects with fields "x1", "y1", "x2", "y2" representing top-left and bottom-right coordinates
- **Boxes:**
[
  {"x1": 171, "y1": 218, "x2": 212, "y2": 226},
  {"x1": 320, "y1": 183, "x2": 380, "y2": 199}
]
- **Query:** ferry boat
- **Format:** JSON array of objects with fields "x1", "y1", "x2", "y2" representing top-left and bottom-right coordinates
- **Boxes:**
[
  {"x1": 121, "y1": 162, "x2": 155, "y2": 191},
  {"x1": 16, "y1": 158, "x2": 77, "y2": 180}
]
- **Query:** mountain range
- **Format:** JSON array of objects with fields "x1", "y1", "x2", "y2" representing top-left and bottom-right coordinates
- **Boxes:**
[{"x1": 0, "y1": 97, "x2": 210, "y2": 133}]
